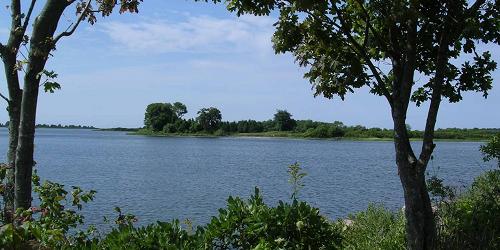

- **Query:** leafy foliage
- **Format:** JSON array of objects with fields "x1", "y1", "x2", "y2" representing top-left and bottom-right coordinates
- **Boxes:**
[
  {"x1": 39, "y1": 70, "x2": 61, "y2": 93},
  {"x1": 144, "y1": 103, "x2": 180, "y2": 131},
  {"x1": 197, "y1": 107, "x2": 223, "y2": 133},
  {"x1": 435, "y1": 170, "x2": 500, "y2": 249},
  {"x1": 480, "y1": 134, "x2": 500, "y2": 168},
  {"x1": 204, "y1": 187, "x2": 342, "y2": 249},
  {"x1": 143, "y1": 102, "x2": 499, "y2": 139},
  {"x1": 0, "y1": 171, "x2": 96, "y2": 249},
  {"x1": 216, "y1": 0, "x2": 499, "y2": 104},
  {"x1": 273, "y1": 110, "x2": 296, "y2": 131},
  {"x1": 288, "y1": 162, "x2": 307, "y2": 200},
  {"x1": 173, "y1": 102, "x2": 188, "y2": 118},
  {"x1": 85, "y1": 219, "x2": 204, "y2": 249}
]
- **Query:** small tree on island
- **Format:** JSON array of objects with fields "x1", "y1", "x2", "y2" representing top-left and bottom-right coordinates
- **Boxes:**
[
  {"x1": 218, "y1": 0, "x2": 499, "y2": 249},
  {"x1": 144, "y1": 103, "x2": 177, "y2": 132},
  {"x1": 173, "y1": 102, "x2": 188, "y2": 118},
  {"x1": 197, "y1": 107, "x2": 222, "y2": 133},
  {"x1": 144, "y1": 102, "x2": 189, "y2": 132},
  {"x1": 274, "y1": 110, "x2": 297, "y2": 131}
]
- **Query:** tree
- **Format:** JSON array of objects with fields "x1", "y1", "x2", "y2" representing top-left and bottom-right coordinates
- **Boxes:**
[
  {"x1": 173, "y1": 102, "x2": 188, "y2": 118},
  {"x1": 480, "y1": 134, "x2": 500, "y2": 168},
  {"x1": 144, "y1": 103, "x2": 176, "y2": 131},
  {"x1": 219, "y1": 0, "x2": 499, "y2": 249},
  {"x1": 197, "y1": 107, "x2": 222, "y2": 133},
  {"x1": 274, "y1": 110, "x2": 296, "y2": 131},
  {"x1": 0, "y1": 0, "x2": 142, "y2": 216}
]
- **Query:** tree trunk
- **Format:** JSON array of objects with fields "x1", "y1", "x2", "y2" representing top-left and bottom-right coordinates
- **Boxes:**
[
  {"x1": 4, "y1": 96, "x2": 21, "y2": 221},
  {"x1": 2, "y1": 49, "x2": 23, "y2": 222},
  {"x1": 14, "y1": 72, "x2": 39, "y2": 210},
  {"x1": 393, "y1": 109, "x2": 436, "y2": 250},
  {"x1": 14, "y1": 0, "x2": 69, "y2": 210},
  {"x1": 398, "y1": 159, "x2": 436, "y2": 249}
]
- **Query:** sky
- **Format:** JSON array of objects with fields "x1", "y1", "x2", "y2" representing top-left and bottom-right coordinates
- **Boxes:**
[{"x1": 0, "y1": 0, "x2": 499, "y2": 129}]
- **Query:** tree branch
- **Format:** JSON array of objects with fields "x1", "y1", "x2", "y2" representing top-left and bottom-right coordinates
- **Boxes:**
[
  {"x1": 353, "y1": 0, "x2": 394, "y2": 57},
  {"x1": 467, "y1": 0, "x2": 486, "y2": 15},
  {"x1": 0, "y1": 92, "x2": 10, "y2": 103},
  {"x1": 400, "y1": 5, "x2": 418, "y2": 113},
  {"x1": 331, "y1": 3, "x2": 393, "y2": 105},
  {"x1": 21, "y1": 0, "x2": 37, "y2": 32},
  {"x1": 53, "y1": 0, "x2": 92, "y2": 45},
  {"x1": 0, "y1": 43, "x2": 5, "y2": 56},
  {"x1": 10, "y1": 0, "x2": 22, "y2": 29},
  {"x1": 418, "y1": 28, "x2": 450, "y2": 168}
]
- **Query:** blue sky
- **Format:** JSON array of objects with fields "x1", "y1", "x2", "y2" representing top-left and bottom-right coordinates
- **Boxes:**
[{"x1": 0, "y1": 1, "x2": 499, "y2": 129}]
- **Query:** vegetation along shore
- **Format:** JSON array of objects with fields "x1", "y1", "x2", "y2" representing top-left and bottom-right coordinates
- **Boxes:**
[{"x1": 120, "y1": 102, "x2": 499, "y2": 141}]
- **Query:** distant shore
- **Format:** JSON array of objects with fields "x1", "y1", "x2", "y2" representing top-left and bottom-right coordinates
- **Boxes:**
[
  {"x1": 1, "y1": 124, "x2": 96, "y2": 129},
  {"x1": 126, "y1": 129, "x2": 489, "y2": 142}
]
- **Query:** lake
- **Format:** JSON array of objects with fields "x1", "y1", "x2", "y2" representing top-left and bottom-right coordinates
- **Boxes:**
[{"x1": 0, "y1": 128, "x2": 494, "y2": 228}]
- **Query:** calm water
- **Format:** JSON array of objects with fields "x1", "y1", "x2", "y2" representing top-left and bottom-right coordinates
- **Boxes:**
[{"x1": 0, "y1": 128, "x2": 494, "y2": 228}]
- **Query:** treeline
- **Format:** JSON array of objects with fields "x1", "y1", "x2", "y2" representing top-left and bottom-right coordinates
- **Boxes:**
[
  {"x1": 0, "y1": 122, "x2": 96, "y2": 129},
  {"x1": 142, "y1": 102, "x2": 499, "y2": 139}
]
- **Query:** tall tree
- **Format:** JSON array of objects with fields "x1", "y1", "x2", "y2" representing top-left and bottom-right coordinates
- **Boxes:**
[
  {"x1": 218, "y1": 0, "x2": 499, "y2": 249},
  {"x1": 1, "y1": 0, "x2": 142, "y2": 215},
  {"x1": 273, "y1": 109, "x2": 296, "y2": 131},
  {"x1": 144, "y1": 103, "x2": 177, "y2": 131},
  {"x1": 197, "y1": 107, "x2": 222, "y2": 132},
  {"x1": 173, "y1": 102, "x2": 188, "y2": 118}
]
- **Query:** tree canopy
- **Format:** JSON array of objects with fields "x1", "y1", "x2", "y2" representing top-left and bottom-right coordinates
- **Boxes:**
[
  {"x1": 197, "y1": 107, "x2": 223, "y2": 132},
  {"x1": 144, "y1": 103, "x2": 184, "y2": 131},
  {"x1": 173, "y1": 102, "x2": 188, "y2": 118},
  {"x1": 220, "y1": 0, "x2": 498, "y2": 104},
  {"x1": 274, "y1": 110, "x2": 297, "y2": 131}
]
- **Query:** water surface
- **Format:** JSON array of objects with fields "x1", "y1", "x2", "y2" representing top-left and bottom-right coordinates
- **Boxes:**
[{"x1": 0, "y1": 128, "x2": 493, "y2": 228}]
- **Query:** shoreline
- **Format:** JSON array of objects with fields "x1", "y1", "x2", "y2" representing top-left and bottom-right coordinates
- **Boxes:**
[{"x1": 126, "y1": 131, "x2": 489, "y2": 142}]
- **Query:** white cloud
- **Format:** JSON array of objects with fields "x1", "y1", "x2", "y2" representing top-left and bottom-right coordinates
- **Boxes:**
[{"x1": 101, "y1": 14, "x2": 275, "y2": 54}]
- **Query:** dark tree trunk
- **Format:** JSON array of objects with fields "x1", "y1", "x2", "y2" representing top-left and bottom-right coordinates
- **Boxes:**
[
  {"x1": 1, "y1": 55, "x2": 22, "y2": 222},
  {"x1": 1, "y1": 0, "x2": 24, "y2": 218},
  {"x1": 14, "y1": 71, "x2": 39, "y2": 210},
  {"x1": 392, "y1": 107, "x2": 436, "y2": 250},
  {"x1": 14, "y1": 0, "x2": 69, "y2": 210},
  {"x1": 398, "y1": 158, "x2": 436, "y2": 249}
]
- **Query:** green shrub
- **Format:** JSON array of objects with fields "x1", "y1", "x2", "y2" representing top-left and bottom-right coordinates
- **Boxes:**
[
  {"x1": 213, "y1": 128, "x2": 227, "y2": 136},
  {"x1": 0, "y1": 171, "x2": 97, "y2": 249},
  {"x1": 304, "y1": 125, "x2": 330, "y2": 138},
  {"x1": 436, "y1": 170, "x2": 500, "y2": 249},
  {"x1": 203, "y1": 187, "x2": 342, "y2": 249},
  {"x1": 480, "y1": 134, "x2": 500, "y2": 168},
  {"x1": 340, "y1": 204, "x2": 406, "y2": 250},
  {"x1": 80, "y1": 220, "x2": 203, "y2": 249},
  {"x1": 163, "y1": 123, "x2": 177, "y2": 133}
]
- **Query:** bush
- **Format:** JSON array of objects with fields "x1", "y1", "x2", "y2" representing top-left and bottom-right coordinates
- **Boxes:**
[
  {"x1": 0, "y1": 171, "x2": 96, "y2": 249},
  {"x1": 162, "y1": 123, "x2": 177, "y2": 133},
  {"x1": 213, "y1": 128, "x2": 227, "y2": 136},
  {"x1": 340, "y1": 204, "x2": 406, "y2": 250},
  {"x1": 82, "y1": 220, "x2": 204, "y2": 249},
  {"x1": 203, "y1": 187, "x2": 342, "y2": 249},
  {"x1": 480, "y1": 134, "x2": 500, "y2": 168},
  {"x1": 304, "y1": 125, "x2": 330, "y2": 138},
  {"x1": 435, "y1": 170, "x2": 500, "y2": 249}
]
